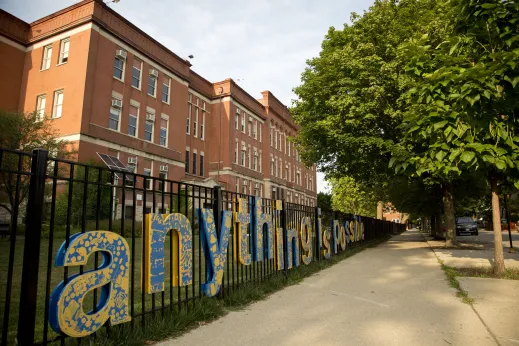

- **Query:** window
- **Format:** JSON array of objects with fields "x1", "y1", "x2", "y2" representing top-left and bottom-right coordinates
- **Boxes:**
[
  {"x1": 160, "y1": 118, "x2": 167, "y2": 146},
  {"x1": 201, "y1": 103, "x2": 206, "y2": 140},
  {"x1": 242, "y1": 182, "x2": 247, "y2": 194},
  {"x1": 259, "y1": 152, "x2": 262, "y2": 172},
  {"x1": 285, "y1": 166, "x2": 288, "y2": 180},
  {"x1": 248, "y1": 148, "x2": 251, "y2": 169},
  {"x1": 162, "y1": 78, "x2": 170, "y2": 103},
  {"x1": 200, "y1": 155, "x2": 204, "y2": 176},
  {"x1": 186, "y1": 94, "x2": 191, "y2": 134},
  {"x1": 128, "y1": 105, "x2": 138, "y2": 136},
  {"x1": 114, "y1": 56, "x2": 124, "y2": 80},
  {"x1": 236, "y1": 178, "x2": 239, "y2": 192},
  {"x1": 41, "y1": 45, "x2": 52, "y2": 70},
  {"x1": 144, "y1": 168, "x2": 152, "y2": 190},
  {"x1": 288, "y1": 141, "x2": 291, "y2": 156},
  {"x1": 158, "y1": 170, "x2": 167, "y2": 192},
  {"x1": 241, "y1": 114, "x2": 245, "y2": 132},
  {"x1": 132, "y1": 59, "x2": 142, "y2": 89},
  {"x1": 194, "y1": 104, "x2": 199, "y2": 137},
  {"x1": 285, "y1": 136, "x2": 288, "y2": 153},
  {"x1": 192, "y1": 153, "x2": 197, "y2": 175},
  {"x1": 36, "y1": 95, "x2": 46, "y2": 122},
  {"x1": 148, "y1": 69, "x2": 157, "y2": 96},
  {"x1": 253, "y1": 121, "x2": 257, "y2": 139},
  {"x1": 185, "y1": 150, "x2": 190, "y2": 173},
  {"x1": 259, "y1": 125, "x2": 262, "y2": 142},
  {"x1": 253, "y1": 152, "x2": 258, "y2": 171},
  {"x1": 109, "y1": 100, "x2": 121, "y2": 130},
  {"x1": 58, "y1": 38, "x2": 70, "y2": 64},
  {"x1": 235, "y1": 111, "x2": 239, "y2": 129},
  {"x1": 125, "y1": 160, "x2": 136, "y2": 187},
  {"x1": 144, "y1": 119, "x2": 153, "y2": 142},
  {"x1": 248, "y1": 118, "x2": 252, "y2": 136},
  {"x1": 234, "y1": 141, "x2": 238, "y2": 163},
  {"x1": 52, "y1": 90, "x2": 64, "y2": 118},
  {"x1": 241, "y1": 149, "x2": 245, "y2": 166},
  {"x1": 270, "y1": 129, "x2": 273, "y2": 147},
  {"x1": 270, "y1": 158, "x2": 274, "y2": 175}
]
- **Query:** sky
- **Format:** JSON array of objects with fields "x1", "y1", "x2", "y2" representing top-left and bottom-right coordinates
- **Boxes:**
[{"x1": 1, "y1": 0, "x2": 376, "y2": 193}]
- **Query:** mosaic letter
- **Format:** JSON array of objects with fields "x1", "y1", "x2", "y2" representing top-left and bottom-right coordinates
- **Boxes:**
[
  {"x1": 322, "y1": 226, "x2": 332, "y2": 260},
  {"x1": 49, "y1": 231, "x2": 130, "y2": 338},
  {"x1": 198, "y1": 208, "x2": 232, "y2": 297},
  {"x1": 300, "y1": 217, "x2": 313, "y2": 265},
  {"x1": 251, "y1": 197, "x2": 274, "y2": 262},
  {"x1": 344, "y1": 221, "x2": 352, "y2": 244},
  {"x1": 285, "y1": 228, "x2": 300, "y2": 269},
  {"x1": 339, "y1": 223, "x2": 347, "y2": 251},
  {"x1": 234, "y1": 198, "x2": 252, "y2": 265},
  {"x1": 144, "y1": 213, "x2": 193, "y2": 294}
]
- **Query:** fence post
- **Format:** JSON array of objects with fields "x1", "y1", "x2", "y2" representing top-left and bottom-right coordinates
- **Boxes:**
[
  {"x1": 315, "y1": 207, "x2": 321, "y2": 261},
  {"x1": 212, "y1": 185, "x2": 222, "y2": 236},
  {"x1": 18, "y1": 149, "x2": 48, "y2": 345},
  {"x1": 281, "y1": 200, "x2": 288, "y2": 274}
]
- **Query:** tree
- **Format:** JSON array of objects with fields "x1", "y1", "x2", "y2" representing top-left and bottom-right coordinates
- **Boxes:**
[
  {"x1": 394, "y1": 0, "x2": 519, "y2": 273},
  {"x1": 330, "y1": 176, "x2": 378, "y2": 217},
  {"x1": 292, "y1": 0, "x2": 443, "y2": 191},
  {"x1": 317, "y1": 192, "x2": 333, "y2": 214},
  {"x1": 0, "y1": 110, "x2": 70, "y2": 219}
]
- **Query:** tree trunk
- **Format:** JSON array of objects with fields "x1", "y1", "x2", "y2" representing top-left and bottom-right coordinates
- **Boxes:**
[
  {"x1": 434, "y1": 212, "x2": 443, "y2": 239},
  {"x1": 443, "y1": 183, "x2": 456, "y2": 247},
  {"x1": 490, "y1": 175, "x2": 505, "y2": 275},
  {"x1": 377, "y1": 201, "x2": 384, "y2": 220}
]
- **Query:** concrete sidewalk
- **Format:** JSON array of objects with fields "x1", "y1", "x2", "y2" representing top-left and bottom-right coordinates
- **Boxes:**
[{"x1": 157, "y1": 230, "x2": 497, "y2": 346}]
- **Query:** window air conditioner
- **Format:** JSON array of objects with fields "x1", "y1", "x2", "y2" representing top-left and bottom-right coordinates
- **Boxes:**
[
  {"x1": 160, "y1": 165, "x2": 168, "y2": 172},
  {"x1": 128, "y1": 157, "x2": 137, "y2": 164},
  {"x1": 115, "y1": 49, "x2": 127, "y2": 59},
  {"x1": 146, "y1": 113, "x2": 155, "y2": 121},
  {"x1": 149, "y1": 68, "x2": 158, "y2": 78},
  {"x1": 111, "y1": 99, "x2": 123, "y2": 108}
]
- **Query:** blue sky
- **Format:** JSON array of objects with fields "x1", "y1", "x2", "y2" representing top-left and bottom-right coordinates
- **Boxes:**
[{"x1": 1, "y1": 0, "x2": 376, "y2": 192}]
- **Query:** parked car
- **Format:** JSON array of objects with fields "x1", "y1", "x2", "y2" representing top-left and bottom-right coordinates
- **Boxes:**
[{"x1": 456, "y1": 217, "x2": 478, "y2": 236}]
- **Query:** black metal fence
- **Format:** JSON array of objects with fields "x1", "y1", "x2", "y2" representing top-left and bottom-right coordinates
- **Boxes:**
[{"x1": 0, "y1": 148, "x2": 405, "y2": 345}]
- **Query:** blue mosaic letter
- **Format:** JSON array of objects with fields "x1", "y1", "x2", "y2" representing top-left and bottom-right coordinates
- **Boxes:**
[
  {"x1": 144, "y1": 213, "x2": 193, "y2": 294},
  {"x1": 251, "y1": 197, "x2": 274, "y2": 262},
  {"x1": 49, "y1": 231, "x2": 130, "y2": 338},
  {"x1": 198, "y1": 208, "x2": 232, "y2": 297}
]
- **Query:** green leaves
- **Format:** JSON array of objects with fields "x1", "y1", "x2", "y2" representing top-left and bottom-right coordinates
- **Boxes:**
[{"x1": 460, "y1": 151, "x2": 475, "y2": 163}]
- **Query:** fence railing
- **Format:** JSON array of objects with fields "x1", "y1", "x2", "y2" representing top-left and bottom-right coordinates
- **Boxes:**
[{"x1": 0, "y1": 148, "x2": 405, "y2": 345}]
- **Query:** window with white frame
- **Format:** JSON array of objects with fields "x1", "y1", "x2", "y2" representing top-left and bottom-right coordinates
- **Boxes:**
[
  {"x1": 278, "y1": 132, "x2": 282, "y2": 151},
  {"x1": 279, "y1": 159, "x2": 282, "y2": 177},
  {"x1": 241, "y1": 113, "x2": 245, "y2": 132},
  {"x1": 143, "y1": 168, "x2": 152, "y2": 190},
  {"x1": 259, "y1": 125, "x2": 262, "y2": 142},
  {"x1": 145, "y1": 117, "x2": 153, "y2": 142},
  {"x1": 253, "y1": 121, "x2": 257, "y2": 139},
  {"x1": 285, "y1": 135, "x2": 288, "y2": 153},
  {"x1": 148, "y1": 68, "x2": 157, "y2": 96},
  {"x1": 160, "y1": 118, "x2": 168, "y2": 146},
  {"x1": 253, "y1": 151, "x2": 258, "y2": 171},
  {"x1": 235, "y1": 109, "x2": 239, "y2": 129},
  {"x1": 58, "y1": 38, "x2": 70, "y2": 64},
  {"x1": 288, "y1": 141, "x2": 291, "y2": 156},
  {"x1": 185, "y1": 149, "x2": 190, "y2": 173},
  {"x1": 128, "y1": 105, "x2": 138, "y2": 136},
  {"x1": 125, "y1": 158, "x2": 136, "y2": 187},
  {"x1": 248, "y1": 148, "x2": 251, "y2": 169},
  {"x1": 270, "y1": 158, "x2": 274, "y2": 175},
  {"x1": 241, "y1": 148, "x2": 245, "y2": 166},
  {"x1": 41, "y1": 45, "x2": 52, "y2": 70},
  {"x1": 270, "y1": 128, "x2": 273, "y2": 147},
  {"x1": 194, "y1": 100, "x2": 199, "y2": 137},
  {"x1": 242, "y1": 180, "x2": 247, "y2": 194},
  {"x1": 234, "y1": 141, "x2": 238, "y2": 163},
  {"x1": 109, "y1": 99, "x2": 121, "y2": 130},
  {"x1": 192, "y1": 152, "x2": 197, "y2": 175},
  {"x1": 36, "y1": 94, "x2": 46, "y2": 122},
  {"x1": 200, "y1": 154, "x2": 204, "y2": 176},
  {"x1": 186, "y1": 94, "x2": 192, "y2": 134},
  {"x1": 162, "y1": 77, "x2": 170, "y2": 103},
  {"x1": 285, "y1": 165, "x2": 288, "y2": 180},
  {"x1": 236, "y1": 178, "x2": 239, "y2": 192},
  {"x1": 132, "y1": 58, "x2": 142, "y2": 89},
  {"x1": 52, "y1": 90, "x2": 64, "y2": 119},
  {"x1": 113, "y1": 52, "x2": 125, "y2": 80},
  {"x1": 259, "y1": 152, "x2": 262, "y2": 172},
  {"x1": 248, "y1": 118, "x2": 252, "y2": 136},
  {"x1": 201, "y1": 111, "x2": 205, "y2": 140},
  {"x1": 274, "y1": 159, "x2": 278, "y2": 177},
  {"x1": 158, "y1": 168, "x2": 167, "y2": 192}
]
